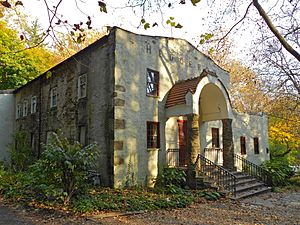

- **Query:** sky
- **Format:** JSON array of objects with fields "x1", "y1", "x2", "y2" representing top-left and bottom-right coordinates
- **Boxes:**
[{"x1": 19, "y1": 0, "x2": 256, "y2": 61}]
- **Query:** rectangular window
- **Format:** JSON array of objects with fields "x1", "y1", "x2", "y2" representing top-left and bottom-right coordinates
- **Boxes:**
[
  {"x1": 31, "y1": 96, "x2": 37, "y2": 114},
  {"x1": 78, "y1": 74, "x2": 87, "y2": 99},
  {"x1": 211, "y1": 128, "x2": 220, "y2": 148},
  {"x1": 16, "y1": 103, "x2": 22, "y2": 119},
  {"x1": 254, "y1": 137, "x2": 259, "y2": 154},
  {"x1": 23, "y1": 100, "x2": 28, "y2": 116},
  {"x1": 78, "y1": 126, "x2": 86, "y2": 146},
  {"x1": 50, "y1": 87, "x2": 57, "y2": 108},
  {"x1": 147, "y1": 121, "x2": 160, "y2": 148},
  {"x1": 146, "y1": 69, "x2": 159, "y2": 97},
  {"x1": 240, "y1": 136, "x2": 246, "y2": 155}
]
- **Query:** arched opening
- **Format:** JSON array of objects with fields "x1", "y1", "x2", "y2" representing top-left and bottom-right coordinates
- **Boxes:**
[
  {"x1": 198, "y1": 83, "x2": 234, "y2": 168},
  {"x1": 199, "y1": 83, "x2": 229, "y2": 122}
]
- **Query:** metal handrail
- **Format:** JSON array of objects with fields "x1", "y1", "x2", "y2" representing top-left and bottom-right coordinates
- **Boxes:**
[
  {"x1": 195, "y1": 154, "x2": 237, "y2": 196},
  {"x1": 234, "y1": 154, "x2": 273, "y2": 186}
]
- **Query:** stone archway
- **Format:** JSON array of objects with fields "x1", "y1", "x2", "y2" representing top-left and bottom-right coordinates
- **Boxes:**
[{"x1": 164, "y1": 69, "x2": 235, "y2": 187}]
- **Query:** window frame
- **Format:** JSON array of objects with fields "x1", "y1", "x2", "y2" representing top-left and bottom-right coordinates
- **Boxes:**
[
  {"x1": 31, "y1": 96, "x2": 37, "y2": 114},
  {"x1": 147, "y1": 121, "x2": 160, "y2": 148},
  {"x1": 240, "y1": 136, "x2": 246, "y2": 155},
  {"x1": 146, "y1": 69, "x2": 159, "y2": 97},
  {"x1": 78, "y1": 74, "x2": 87, "y2": 99},
  {"x1": 23, "y1": 100, "x2": 28, "y2": 117},
  {"x1": 211, "y1": 128, "x2": 220, "y2": 148},
  {"x1": 253, "y1": 137, "x2": 259, "y2": 154},
  {"x1": 50, "y1": 87, "x2": 58, "y2": 108},
  {"x1": 78, "y1": 125, "x2": 87, "y2": 146},
  {"x1": 16, "y1": 103, "x2": 22, "y2": 119}
]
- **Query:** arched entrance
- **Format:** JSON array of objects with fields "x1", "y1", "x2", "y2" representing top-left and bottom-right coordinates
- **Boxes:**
[{"x1": 164, "y1": 69, "x2": 235, "y2": 172}]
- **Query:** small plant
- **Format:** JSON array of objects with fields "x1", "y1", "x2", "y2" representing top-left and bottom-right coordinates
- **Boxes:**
[
  {"x1": 157, "y1": 168, "x2": 186, "y2": 188},
  {"x1": 196, "y1": 190, "x2": 222, "y2": 201},
  {"x1": 9, "y1": 132, "x2": 34, "y2": 171}
]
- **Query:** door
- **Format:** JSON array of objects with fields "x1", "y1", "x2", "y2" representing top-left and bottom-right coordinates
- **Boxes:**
[{"x1": 178, "y1": 120, "x2": 187, "y2": 166}]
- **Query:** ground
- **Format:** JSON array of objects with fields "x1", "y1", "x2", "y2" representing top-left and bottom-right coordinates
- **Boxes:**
[{"x1": 0, "y1": 191, "x2": 299, "y2": 225}]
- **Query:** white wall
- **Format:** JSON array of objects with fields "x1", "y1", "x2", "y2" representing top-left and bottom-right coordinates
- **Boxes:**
[
  {"x1": 0, "y1": 92, "x2": 15, "y2": 164},
  {"x1": 232, "y1": 111, "x2": 270, "y2": 165},
  {"x1": 200, "y1": 112, "x2": 270, "y2": 165},
  {"x1": 201, "y1": 112, "x2": 270, "y2": 166}
]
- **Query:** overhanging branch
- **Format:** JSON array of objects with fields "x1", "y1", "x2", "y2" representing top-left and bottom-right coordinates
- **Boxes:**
[{"x1": 252, "y1": 0, "x2": 300, "y2": 62}]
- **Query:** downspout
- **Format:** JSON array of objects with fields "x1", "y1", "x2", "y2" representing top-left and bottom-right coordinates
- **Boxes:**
[{"x1": 38, "y1": 77, "x2": 42, "y2": 159}]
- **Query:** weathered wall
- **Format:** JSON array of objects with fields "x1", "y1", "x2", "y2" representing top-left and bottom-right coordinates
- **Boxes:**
[
  {"x1": 201, "y1": 112, "x2": 269, "y2": 166},
  {"x1": 232, "y1": 111, "x2": 269, "y2": 165},
  {"x1": 0, "y1": 91, "x2": 15, "y2": 164},
  {"x1": 14, "y1": 34, "x2": 115, "y2": 186},
  {"x1": 113, "y1": 28, "x2": 231, "y2": 187}
]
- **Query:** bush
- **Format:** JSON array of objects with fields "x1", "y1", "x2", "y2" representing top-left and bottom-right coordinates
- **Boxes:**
[
  {"x1": 262, "y1": 158, "x2": 294, "y2": 186},
  {"x1": 9, "y1": 132, "x2": 34, "y2": 171},
  {"x1": 29, "y1": 132, "x2": 99, "y2": 204},
  {"x1": 289, "y1": 175, "x2": 300, "y2": 187},
  {"x1": 1, "y1": 132, "x2": 99, "y2": 205},
  {"x1": 156, "y1": 168, "x2": 186, "y2": 188}
]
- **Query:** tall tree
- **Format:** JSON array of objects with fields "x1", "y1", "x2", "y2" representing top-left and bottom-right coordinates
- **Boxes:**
[{"x1": 0, "y1": 21, "x2": 58, "y2": 89}]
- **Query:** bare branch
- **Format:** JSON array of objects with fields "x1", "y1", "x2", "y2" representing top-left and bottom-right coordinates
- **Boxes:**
[{"x1": 253, "y1": 0, "x2": 300, "y2": 62}]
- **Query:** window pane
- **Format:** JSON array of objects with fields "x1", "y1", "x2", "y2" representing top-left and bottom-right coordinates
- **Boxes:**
[
  {"x1": 146, "y1": 69, "x2": 159, "y2": 97},
  {"x1": 147, "y1": 121, "x2": 160, "y2": 148}
]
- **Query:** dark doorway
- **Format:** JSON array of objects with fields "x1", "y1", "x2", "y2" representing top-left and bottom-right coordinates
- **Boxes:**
[{"x1": 211, "y1": 128, "x2": 220, "y2": 148}]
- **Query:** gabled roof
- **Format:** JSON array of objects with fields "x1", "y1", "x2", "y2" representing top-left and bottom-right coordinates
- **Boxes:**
[{"x1": 165, "y1": 69, "x2": 217, "y2": 108}]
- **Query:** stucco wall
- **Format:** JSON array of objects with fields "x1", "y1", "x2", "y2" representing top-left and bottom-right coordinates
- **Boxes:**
[
  {"x1": 201, "y1": 112, "x2": 269, "y2": 166},
  {"x1": 113, "y1": 28, "x2": 231, "y2": 187},
  {"x1": 0, "y1": 91, "x2": 15, "y2": 164},
  {"x1": 232, "y1": 111, "x2": 270, "y2": 166}
]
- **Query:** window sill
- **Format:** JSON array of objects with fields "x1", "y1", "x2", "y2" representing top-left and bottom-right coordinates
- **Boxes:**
[
  {"x1": 146, "y1": 94, "x2": 159, "y2": 98},
  {"x1": 147, "y1": 148, "x2": 160, "y2": 152}
]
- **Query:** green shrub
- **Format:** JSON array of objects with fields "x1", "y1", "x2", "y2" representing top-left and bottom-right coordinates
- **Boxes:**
[
  {"x1": 9, "y1": 132, "x2": 34, "y2": 171},
  {"x1": 29, "y1": 132, "x2": 99, "y2": 204},
  {"x1": 262, "y1": 158, "x2": 294, "y2": 186},
  {"x1": 289, "y1": 175, "x2": 300, "y2": 187},
  {"x1": 156, "y1": 168, "x2": 186, "y2": 188},
  {"x1": 1, "y1": 132, "x2": 99, "y2": 205}
]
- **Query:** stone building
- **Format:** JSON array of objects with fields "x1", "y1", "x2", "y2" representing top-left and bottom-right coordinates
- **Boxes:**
[{"x1": 0, "y1": 27, "x2": 269, "y2": 187}]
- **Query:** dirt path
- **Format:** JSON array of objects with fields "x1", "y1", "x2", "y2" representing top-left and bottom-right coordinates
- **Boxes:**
[{"x1": 1, "y1": 191, "x2": 299, "y2": 225}]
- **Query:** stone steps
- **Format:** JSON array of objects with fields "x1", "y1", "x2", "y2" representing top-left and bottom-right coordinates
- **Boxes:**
[
  {"x1": 231, "y1": 171, "x2": 271, "y2": 200},
  {"x1": 231, "y1": 186, "x2": 272, "y2": 200},
  {"x1": 196, "y1": 167, "x2": 272, "y2": 199}
]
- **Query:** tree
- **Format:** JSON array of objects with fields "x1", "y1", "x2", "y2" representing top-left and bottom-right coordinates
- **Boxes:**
[
  {"x1": 200, "y1": 30, "x2": 299, "y2": 166},
  {"x1": 54, "y1": 29, "x2": 106, "y2": 59},
  {"x1": 268, "y1": 96, "x2": 300, "y2": 165},
  {"x1": 0, "y1": 21, "x2": 58, "y2": 89}
]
